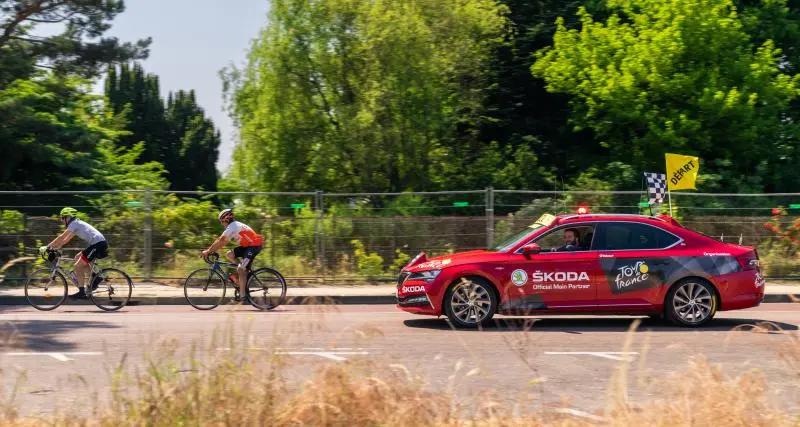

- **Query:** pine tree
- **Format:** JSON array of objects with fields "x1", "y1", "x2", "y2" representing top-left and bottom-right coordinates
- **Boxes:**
[{"x1": 105, "y1": 64, "x2": 220, "y2": 191}]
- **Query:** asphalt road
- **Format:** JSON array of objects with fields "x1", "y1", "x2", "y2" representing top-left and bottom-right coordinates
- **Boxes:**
[{"x1": 0, "y1": 303, "x2": 799, "y2": 420}]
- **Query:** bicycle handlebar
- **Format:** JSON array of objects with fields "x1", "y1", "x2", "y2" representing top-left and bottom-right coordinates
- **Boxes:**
[
  {"x1": 203, "y1": 252, "x2": 220, "y2": 264},
  {"x1": 23, "y1": 247, "x2": 61, "y2": 262}
]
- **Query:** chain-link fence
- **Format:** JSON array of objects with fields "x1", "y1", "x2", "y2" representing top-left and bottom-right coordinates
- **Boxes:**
[{"x1": 2, "y1": 189, "x2": 800, "y2": 284}]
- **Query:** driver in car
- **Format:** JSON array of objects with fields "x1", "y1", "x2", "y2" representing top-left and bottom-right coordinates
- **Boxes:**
[{"x1": 553, "y1": 228, "x2": 581, "y2": 252}]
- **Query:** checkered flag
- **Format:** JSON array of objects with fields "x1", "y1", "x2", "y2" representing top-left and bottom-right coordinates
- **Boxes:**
[{"x1": 644, "y1": 172, "x2": 667, "y2": 204}]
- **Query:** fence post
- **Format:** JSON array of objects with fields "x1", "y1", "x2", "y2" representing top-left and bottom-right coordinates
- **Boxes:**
[
  {"x1": 320, "y1": 191, "x2": 326, "y2": 278},
  {"x1": 143, "y1": 189, "x2": 152, "y2": 281},
  {"x1": 314, "y1": 191, "x2": 323, "y2": 275},
  {"x1": 485, "y1": 187, "x2": 494, "y2": 249}
]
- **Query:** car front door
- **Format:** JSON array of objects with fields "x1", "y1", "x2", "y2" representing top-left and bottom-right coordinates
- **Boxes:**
[{"x1": 505, "y1": 224, "x2": 599, "y2": 309}]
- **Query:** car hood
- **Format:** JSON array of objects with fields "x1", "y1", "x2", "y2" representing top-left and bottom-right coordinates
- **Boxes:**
[{"x1": 403, "y1": 250, "x2": 490, "y2": 272}]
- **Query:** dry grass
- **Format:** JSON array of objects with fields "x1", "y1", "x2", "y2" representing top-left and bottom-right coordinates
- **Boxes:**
[{"x1": 0, "y1": 319, "x2": 798, "y2": 427}]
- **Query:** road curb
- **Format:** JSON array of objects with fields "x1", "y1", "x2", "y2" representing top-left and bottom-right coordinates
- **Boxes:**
[
  {"x1": 763, "y1": 294, "x2": 800, "y2": 303},
  {"x1": 0, "y1": 294, "x2": 796, "y2": 306},
  {"x1": 0, "y1": 295, "x2": 398, "y2": 306}
]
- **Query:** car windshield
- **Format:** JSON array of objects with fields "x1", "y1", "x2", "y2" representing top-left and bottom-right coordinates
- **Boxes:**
[{"x1": 491, "y1": 213, "x2": 556, "y2": 252}]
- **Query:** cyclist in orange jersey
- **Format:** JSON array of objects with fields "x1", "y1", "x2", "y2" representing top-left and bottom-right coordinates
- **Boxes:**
[{"x1": 201, "y1": 209, "x2": 264, "y2": 302}]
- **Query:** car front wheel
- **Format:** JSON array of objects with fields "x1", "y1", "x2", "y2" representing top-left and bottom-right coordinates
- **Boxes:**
[
  {"x1": 443, "y1": 277, "x2": 498, "y2": 328},
  {"x1": 666, "y1": 279, "x2": 717, "y2": 327}
]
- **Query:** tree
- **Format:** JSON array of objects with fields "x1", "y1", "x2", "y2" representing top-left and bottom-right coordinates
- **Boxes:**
[
  {"x1": 0, "y1": 0, "x2": 151, "y2": 84},
  {"x1": 166, "y1": 90, "x2": 220, "y2": 191},
  {"x1": 0, "y1": 72, "x2": 167, "y2": 210},
  {"x1": 106, "y1": 65, "x2": 221, "y2": 191},
  {"x1": 532, "y1": 0, "x2": 800, "y2": 192},
  {"x1": 476, "y1": 0, "x2": 604, "y2": 183},
  {"x1": 105, "y1": 63, "x2": 168, "y2": 164},
  {"x1": 223, "y1": 0, "x2": 510, "y2": 193}
]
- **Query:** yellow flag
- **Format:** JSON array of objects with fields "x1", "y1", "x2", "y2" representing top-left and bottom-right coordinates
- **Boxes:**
[{"x1": 665, "y1": 153, "x2": 700, "y2": 191}]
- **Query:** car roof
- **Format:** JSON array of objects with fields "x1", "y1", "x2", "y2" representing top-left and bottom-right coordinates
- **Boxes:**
[{"x1": 554, "y1": 213, "x2": 680, "y2": 227}]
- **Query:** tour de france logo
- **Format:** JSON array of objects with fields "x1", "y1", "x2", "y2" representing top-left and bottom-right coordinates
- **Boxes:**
[
  {"x1": 615, "y1": 261, "x2": 650, "y2": 290},
  {"x1": 511, "y1": 269, "x2": 528, "y2": 287}
]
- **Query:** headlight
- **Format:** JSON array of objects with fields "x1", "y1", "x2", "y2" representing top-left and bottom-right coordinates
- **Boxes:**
[{"x1": 407, "y1": 269, "x2": 441, "y2": 283}]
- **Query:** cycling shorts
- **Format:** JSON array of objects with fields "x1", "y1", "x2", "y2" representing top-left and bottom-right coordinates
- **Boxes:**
[
  {"x1": 80, "y1": 241, "x2": 109, "y2": 264},
  {"x1": 233, "y1": 246, "x2": 262, "y2": 269}
]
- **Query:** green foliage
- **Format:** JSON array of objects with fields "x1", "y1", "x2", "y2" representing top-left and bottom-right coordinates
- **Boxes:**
[
  {"x1": 351, "y1": 239, "x2": 385, "y2": 276},
  {"x1": 532, "y1": 0, "x2": 800, "y2": 193},
  {"x1": 106, "y1": 64, "x2": 221, "y2": 191},
  {"x1": 223, "y1": 0, "x2": 511, "y2": 192},
  {"x1": 389, "y1": 250, "x2": 412, "y2": 273},
  {"x1": 0, "y1": 0, "x2": 151, "y2": 85},
  {"x1": 152, "y1": 196, "x2": 220, "y2": 250},
  {"x1": 0, "y1": 210, "x2": 24, "y2": 234}
]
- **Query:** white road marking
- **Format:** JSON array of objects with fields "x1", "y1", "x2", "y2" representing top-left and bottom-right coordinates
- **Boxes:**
[
  {"x1": 215, "y1": 347, "x2": 370, "y2": 362},
  {"x1": 4, "y1": 351, "x2": 102, "y2": 362},
  {"x1": 0, "y1": 311, "x2": 403, "y2": 318},
  {"x1": 552, "y1": 407, "x2": 606, "y2": 421},
  {"x1": 277, "y1": 351, "x2": 369, "y2": 362},
  {"x1": 544, "y1": 351, "x2": 639, "y2": 361}
]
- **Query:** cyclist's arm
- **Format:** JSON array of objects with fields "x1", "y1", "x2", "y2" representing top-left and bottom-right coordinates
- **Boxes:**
[
  {"x1": 47, "y1": 230, "x2": 74, "y2": 249},
  {"x1": 203, "y1": 234, "x2": 229, "y2": 255}
]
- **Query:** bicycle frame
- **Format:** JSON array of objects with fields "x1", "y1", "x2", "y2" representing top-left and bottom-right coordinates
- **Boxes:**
[{"x1": 42, "y1": 251, "x2": 103, "y2": 288}]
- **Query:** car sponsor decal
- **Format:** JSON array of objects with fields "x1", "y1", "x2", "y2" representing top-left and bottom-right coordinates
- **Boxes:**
[
  {"x1": 755, "y1": 272, "x2": 765, "y2": 288},
  {"x1": 600, "y1": 256, "x2": 741, "y2": 294},
  {"x1": 530, "y1": 270, "x2": 592, "y2": 291},
  {"x1": 402, "y1": 285, "x2": 426, "y2": 293},
  {"x1": 511, "y1": 269, "x2": 528, "y2": 286}
]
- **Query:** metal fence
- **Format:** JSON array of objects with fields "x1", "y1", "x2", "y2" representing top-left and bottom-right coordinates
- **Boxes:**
[{"x1": 2, "y1": 189, "x2": 799, "y2": 283}]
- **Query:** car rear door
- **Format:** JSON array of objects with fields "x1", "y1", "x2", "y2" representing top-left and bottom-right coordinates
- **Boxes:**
[{"x1": 592, "y1": 221, "x2": 682, "y2": 307}]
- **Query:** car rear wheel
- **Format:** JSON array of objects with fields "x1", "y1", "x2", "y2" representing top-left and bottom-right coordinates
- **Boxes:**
[
  {"x1": 666, "y1": 279, "x2": 717, "y2": 327},
  {"x1": 443, "y1": 277, "x2": 497, "y2": 328}
]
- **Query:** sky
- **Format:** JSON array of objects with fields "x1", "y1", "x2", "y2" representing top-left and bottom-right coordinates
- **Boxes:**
[{"x1": 95, "y1": 0, "x2": 271, "y2": 174}]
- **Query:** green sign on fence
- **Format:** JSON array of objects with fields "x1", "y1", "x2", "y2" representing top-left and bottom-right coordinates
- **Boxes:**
[
  {"x1": 126, "y1": 201, "x2": 143, "y2": 207},
  {"x1": 638, "y1": 202, "x2": 650, "y2": 208},
  {"x1": 452, "y1": 201, "x2": 469, "y2": 207},
  {"x1": 790, "y1": 204, "x2": 800, "y2": 209},
  {"x1": 290, "y1": 203, "x2": 306, "y2": 209}
]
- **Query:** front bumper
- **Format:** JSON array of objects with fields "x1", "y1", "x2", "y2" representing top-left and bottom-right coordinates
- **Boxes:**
[{"x1": 395, "y1": 274, "x2": 442, "y2": 315}]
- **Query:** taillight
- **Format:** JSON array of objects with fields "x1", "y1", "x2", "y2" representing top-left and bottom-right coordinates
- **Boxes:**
[{"x1": 737, "y1": 252, "x2": 759, "y2": 271}]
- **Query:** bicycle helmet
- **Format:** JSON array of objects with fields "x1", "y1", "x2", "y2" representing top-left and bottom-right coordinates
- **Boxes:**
[
  {"x1": 218, "y1": 208, "x2": 234, "y2": 222},
  {"x1": 60, "y1": 207, "x2": 78, "y2": 218}
]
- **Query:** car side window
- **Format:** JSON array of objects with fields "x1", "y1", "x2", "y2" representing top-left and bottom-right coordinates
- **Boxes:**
[
  {"x1": 532, "y1": 225, "x2": 596, "y2": 253},
  {"x1": 592, "y1": 222, "x2": 679, "y2": 251}
]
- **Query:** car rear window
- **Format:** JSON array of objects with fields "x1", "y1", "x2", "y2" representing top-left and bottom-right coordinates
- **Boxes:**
[{"x1": 592, "y1": 222, "x2": 680, "y2": 250}]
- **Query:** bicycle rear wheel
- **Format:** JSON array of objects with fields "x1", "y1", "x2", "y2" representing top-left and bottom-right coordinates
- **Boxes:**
[
  {"x1": 89, "y1": 268, "x2": 132, "y2": 311},
  {"x1": 184, "y1": 268, "x2": 226, "y2": 310},
  {"x1": 246, "y1": 268, "x2": 287, "y2": 311},
  {"x1": 25, "y1": 269, "x2": 68, "y2": 311}
]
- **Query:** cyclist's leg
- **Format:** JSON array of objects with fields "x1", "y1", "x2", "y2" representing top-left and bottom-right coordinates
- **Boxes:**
[
  {"x1": 70, "y1": 242, "x2": 103, "y2": 298},
  {"x1": 230, "y1": 247, "x2": 247, "y2": 301},
  {"x1": 225, "y1": 249, "x2": 237, "y2": 264},
  {"x1": 237, "y1": 247, "x2": 261, "y2": 301}
]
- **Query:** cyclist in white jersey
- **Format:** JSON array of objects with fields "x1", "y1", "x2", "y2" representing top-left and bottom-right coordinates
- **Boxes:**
[
  {"x1": 202, "y1": 208, "x2": 264, "y2": 303},
  {"x1": 40, "y1": 207, "x2": 109, "y2": 299}
]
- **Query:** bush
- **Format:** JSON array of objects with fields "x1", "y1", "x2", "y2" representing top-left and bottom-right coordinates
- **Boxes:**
[{"x1": 351, "y1": 239, "x2": 384, "y2": 276}]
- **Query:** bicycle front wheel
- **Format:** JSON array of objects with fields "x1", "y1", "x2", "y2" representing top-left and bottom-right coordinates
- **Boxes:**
[
  {"x1": 246, "y1": 268, "x2": 287, "y2": 311},
  {"x1": 25, "y1": 268, "x2": 68, "y2": 311},
  {"x1": 184, "y1": 268, "x2": 226, "y2": 310},
  {"x1": 89, "y1": 268, "x2": 133, "y2": 312}
]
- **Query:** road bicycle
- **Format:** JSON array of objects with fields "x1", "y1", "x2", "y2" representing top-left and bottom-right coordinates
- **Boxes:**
[
  {"x1": 183, "y1": 252, "x2": 287, "y2": 310},
  {"x1": 24, "y1": 248, "x2": 133, "y2": 311}
]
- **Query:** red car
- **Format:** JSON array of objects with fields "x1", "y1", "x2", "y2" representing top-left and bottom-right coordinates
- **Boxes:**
[{"x1": 396, "y1": 213, "x2": 765, "y2": 328}]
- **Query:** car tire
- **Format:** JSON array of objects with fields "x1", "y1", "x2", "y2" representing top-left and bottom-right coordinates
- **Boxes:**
[
  {"x1": 665, "y1": 278, "x2": 718, "y2": 327},
  {"x1": 443, "y1": 276, "x2": 498, "y2": 329}
]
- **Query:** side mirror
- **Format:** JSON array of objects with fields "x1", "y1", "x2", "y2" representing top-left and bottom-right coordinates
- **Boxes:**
[{"x1": 521, "y1": 243, "x2": 541, "y2": 255}]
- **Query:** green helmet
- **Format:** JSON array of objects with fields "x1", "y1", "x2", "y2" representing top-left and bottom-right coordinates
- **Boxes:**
[{"x1": 59, "y1": 207, "x2": 78, "y2": 218}]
